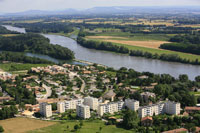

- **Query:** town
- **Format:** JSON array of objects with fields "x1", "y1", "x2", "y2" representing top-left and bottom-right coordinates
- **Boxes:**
[{"x1": 1, "y1": 63, "x2": 200, "y2": 132}]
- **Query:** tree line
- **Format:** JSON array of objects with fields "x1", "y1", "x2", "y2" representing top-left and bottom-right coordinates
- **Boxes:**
[
  {"x1": 0, "y1": 51, "x2": 54, "y2": 64},
  {"x1": 0, "y1": 105, "x2": 18, "y2": 120},
  {"x1": 0, "y1": 33, "x2": 74, "y2": 60},
  {"x1": 14, "y1": 22, "x2": 74, "y2": 33},
  {"x1": 160, "y1": 34, "x2": 200, "y2": 55},
  {"x1": 0, "y1": 26, "x2": 19, "y2": 34}
]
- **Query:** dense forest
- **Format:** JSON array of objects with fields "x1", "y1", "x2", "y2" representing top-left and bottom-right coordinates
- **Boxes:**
[
  {"x1": 0, "y1": 26, "x2": 19, "y2": 34},
  {"x1": 0, "y1": 33, "x2": 74, "y2": 60},
  {"x1": 77, "y1": 32, "x2": 200, "y2": 65},
  {"x1": 14, "y1": 22, "x2": 74, "y2": 33},
  {"x1": 160, "y1": 34, "x2": 200, "y2": 55},
  {"x1": 0, "y1": 52, "x2": 54, "y2": 64}
]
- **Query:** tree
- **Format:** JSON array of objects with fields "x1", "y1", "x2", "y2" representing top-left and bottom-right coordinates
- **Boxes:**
[
  {"x1": 179, "y1": 74, "x2": 189, "y2": 82},
  {"x1": 195, "y1": 76, "x2": 200, "y2": 82},
  {"x1": 51, "y1": 103, "x2": 57, "y2": 111},
  {"x1": 74, "y1": 124, "x2": 80, "y2": 130},
  {"x1": 122, "y1": 109, "x2": 139, "y2": 129},
  {"x1": 0, "y1": 125, "x2": 4, "y2": 132}
]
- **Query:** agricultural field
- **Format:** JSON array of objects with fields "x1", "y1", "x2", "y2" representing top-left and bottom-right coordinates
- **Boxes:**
[
  {"x1": 86, "y1": 36, "x2": 169, "y2": 49},
  {"x1": 0, "y1": 118, "x2": 56, "y2": 133},
  {"x1": 86, "y1": 36, "x2": 200, "y2": 62},
  {"x1": 30, "y1": 120, "x2": 133, "y2": 133}
]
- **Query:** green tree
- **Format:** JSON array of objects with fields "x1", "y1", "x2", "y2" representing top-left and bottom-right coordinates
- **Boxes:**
[
  {"x1": 0, "y1": 125, "x2": 4, "y2": 132},
  {"x1": 122, "y1": 109, "x2": 139, "y2": 129}
]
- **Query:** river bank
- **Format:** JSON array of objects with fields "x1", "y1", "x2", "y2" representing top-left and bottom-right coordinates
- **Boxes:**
[{"x1": 3, "y1": 25, "x2": 200, "y2": 80}]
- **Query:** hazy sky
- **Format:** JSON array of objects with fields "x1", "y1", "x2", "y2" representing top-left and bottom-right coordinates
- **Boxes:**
[{"x1": 0, "y1": 0, "x2": 200, "y2": 13}]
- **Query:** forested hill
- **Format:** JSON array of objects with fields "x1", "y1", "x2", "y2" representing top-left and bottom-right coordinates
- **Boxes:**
[
  {"x1": 0, "y1": 25, "x2": 20, "y2": 34},
  {"x1": 160, "y1": 34, "x2": 200, "y2": 55},
  {"x1": 13, "y1": 23, "x2": 74, "y2": 33},
  {"x1": 0, "y1": 33, "x2": 74, "y2": 60}
]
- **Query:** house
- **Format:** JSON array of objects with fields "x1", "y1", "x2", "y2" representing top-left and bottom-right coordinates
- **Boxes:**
[
  {"x1": 103, "y1": 90, "x2": 116, "y2": 102},
  {"x1": 141, "y1": 116, "x2": 153, "y2": 126},
  {"x1": 185, "y1": 106, "x2": 200, "y2": 113},
  {"x1": 162, "y1": 128, "x2": 188, "y2": 133},
  {"x1": 0, "y1": 97, "x2": 13, "y2": 103},
  {"x1": 141, "y1": 92, "x2": 156, "y2": 102}
]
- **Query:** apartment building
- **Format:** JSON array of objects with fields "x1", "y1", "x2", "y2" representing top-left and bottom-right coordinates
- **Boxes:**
[
  {"x1": 40, "y1": 102, "x2": 52, "y2": 118},
  {"x1": 139, "y1": 101, "x2": 180, "y2": 118},
  {"x1": 84, "y1": 97, "x2": 99, "y2": 110},
  {"x1": 57, "y1": 101, "x2": 65, "y2": 113},
  {"x1": 76, "y1": 104, "x2": 91, "y2": 119},
  {"x1": 98, "y1": 101, "x2": 124, "y2": 116},
  {"x1": 64, "y1": 99, "x2": 84, "y2": 110},
  {"x1": 125, "y1": 99, "x2": 140, "y2": 111},
  {"x1": 165, "y1": 101, "x2": 181, "y2": 115}
]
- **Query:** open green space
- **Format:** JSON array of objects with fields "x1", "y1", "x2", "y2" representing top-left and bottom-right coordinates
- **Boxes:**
[
  {"x1": 91, "y1": 32, "x2": 173, "y2": 41},
  {"x1": 0, "y1": 63, "x2": 50, "y2": 72},
  {"x1": 30, "y1": 120, "x2": 133, "y2": 133},
  {"x1": 49, "y1": 28, "x2": 80, "y2": 38}
]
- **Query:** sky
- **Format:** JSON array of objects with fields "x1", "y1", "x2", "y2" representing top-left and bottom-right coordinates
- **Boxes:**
[{"x1": 0, "y1": 0, "x2": 200, "y2": 13}]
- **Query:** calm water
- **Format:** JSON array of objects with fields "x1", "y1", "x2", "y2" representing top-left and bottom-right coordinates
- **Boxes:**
[{"x1": 4, "y1": 25, "x2": 200, "y2": 80}]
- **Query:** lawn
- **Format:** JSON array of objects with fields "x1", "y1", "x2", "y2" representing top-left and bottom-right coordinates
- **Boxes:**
[
  {"x1": 30, "y1": 120, "x2": 133, "y2": 133},
  {"x1": 0, "y1": 117, "x2": 56, "y2": 133},
  {"x1": 190, "y1": 91, "x2": 200, "y2": 96},
  {"x1": 0, "y1": 63, "x2": 50, "y2": 72}
]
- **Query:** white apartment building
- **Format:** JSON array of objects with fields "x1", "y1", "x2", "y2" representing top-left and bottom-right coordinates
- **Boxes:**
[
  {"x1": 139, "y1": 101, "x2": 180, "y2": 118},
  {"x1": 98, "y1": 101, "x2": 124, "y2": 116},
  {"x1": 125, "y1": 99, "x2": 140, "y2": 111},
  {"x1": 40, "y1": 102, "x2": 52, "y2": 118},
  {"x1": 64, "y1": 99, "x2": 84, "y2": 110},
  {"x1": 84, "y1": 97, "x2": 99, "y2": 110},
  {"x1": 76, "y1": 104, "x2": 91, "y2": 119},
  {"x1": 117, "y1": 101, "x2": 125, "y2": 111},
  {"x1": 57, "y1": 101, "x2": 65, "y2": 113},
  {"x1": 165, "y1": 101, "x2": 181, "y2": 115}
]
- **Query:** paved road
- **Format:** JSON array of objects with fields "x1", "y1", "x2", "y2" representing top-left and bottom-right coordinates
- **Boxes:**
[
  {"x1": 77, "y1": 75, "x2": 86, "y2": 93},
  {"x1": 42, "y1": 84, "x2": 52, "y2": 99},
  {"x1": 35, "y1": 79, "x2": 52, "y2": 99},
  {"x1": 69, "y1": 72, "x2": 85, "y2": 93}
]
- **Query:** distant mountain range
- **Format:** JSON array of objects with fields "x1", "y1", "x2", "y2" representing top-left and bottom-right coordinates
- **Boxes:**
[{"x1": 2, "y1": 6, "x2": 200, "y2": 16}]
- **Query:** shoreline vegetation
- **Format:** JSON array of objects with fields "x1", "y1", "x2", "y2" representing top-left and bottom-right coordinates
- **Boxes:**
[
  {"x1": 0, "y1": 33, "x2": 75, "y2": 61},
  {"x1": 77, "y1": 32, "x2": 200, "y2": 65}
]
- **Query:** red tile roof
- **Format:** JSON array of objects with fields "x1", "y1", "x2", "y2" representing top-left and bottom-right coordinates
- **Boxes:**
[
  {"x1": 141, "y1": 116, "x2": 153, "y2": 121},
  {"x1": 162, "y1": 128, "x2": 188, "y2": 133},
  {"x1": 185, "y1": 106, "x2": 200, "y2": 111}
]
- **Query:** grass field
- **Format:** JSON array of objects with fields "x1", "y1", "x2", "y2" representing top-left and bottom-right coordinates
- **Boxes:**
[
  {"x1": 49, "y1": 28, "x2": 80, "y2": 38},
  {"x1": 0, "y1": 63, "x2": 50, "y2": 73},
  {"x1": 0, "y1": 118, "x2": 56, "y2": 133},
  {"x1": 89, "y1": 32, "x2": 173, "y2": 41},
  {"x1": 86, "y1": 36, "x2": 169, "y2": 49},
  {"x1": 30, "y1": 120, "x2": 133, "y2": 133},
  {"x1": 190, "y1": 91, "x2": 200, "y2": 96},
  {"x1": 1, "y1": 34, "x2": 19, "y2": 37}
]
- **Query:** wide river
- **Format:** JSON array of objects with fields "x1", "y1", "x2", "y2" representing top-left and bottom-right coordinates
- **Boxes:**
[{"x1": 3, "y1": 25, "x2": 200, "y2": 80}]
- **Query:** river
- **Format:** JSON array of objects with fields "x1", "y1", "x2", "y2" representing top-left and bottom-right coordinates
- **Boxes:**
[{"x1": 3, "y1": 25, "x2": 200, "y2": 80}]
